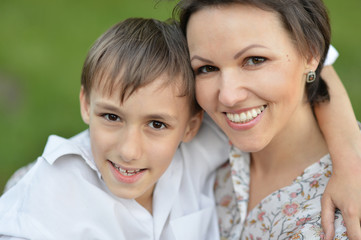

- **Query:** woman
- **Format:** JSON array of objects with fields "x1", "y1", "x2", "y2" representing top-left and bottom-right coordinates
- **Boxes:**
[{"x1": 175, "y1": 0, "x2": 361, "y2": 239}]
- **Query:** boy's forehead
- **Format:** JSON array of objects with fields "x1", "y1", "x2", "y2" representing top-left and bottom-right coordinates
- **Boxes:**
[{"x1": 89, "y1": 73, "x2": 185, "y2": 101}]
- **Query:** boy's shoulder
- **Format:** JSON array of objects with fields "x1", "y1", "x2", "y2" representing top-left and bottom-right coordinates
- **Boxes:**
[
  {"x1": 179, "y1": 113, "x2": 230, "y2": 172},
  {"x1": 1, "y1": 130, "x2": 101, "y2": 201},
  {"x1": 0, "y1": 131, "x2": 117, "y2": 239},
  {"x1": 41, "y1": 130, "x2": 92, "y2": 164},
  {"x1": 3, "y1": 130, "x2": 95, "y2": 192}
]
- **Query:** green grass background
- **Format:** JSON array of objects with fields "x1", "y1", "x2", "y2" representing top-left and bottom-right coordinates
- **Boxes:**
[{"x1": 0, "y1": 0, "x2": 360, "y2": 192}]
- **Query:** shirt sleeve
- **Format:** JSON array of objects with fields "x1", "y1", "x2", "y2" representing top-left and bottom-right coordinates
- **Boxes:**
[
  {"x1": 324, "y1": 45, "x2": 339, "y2": 66},
  {"x1": 184, "y1": 113, "x2": 230, "y2": 171},
  {"x1": 0, "y1": 236, "x2": 28, "y2": 240},
  {"x1": 178, "y1": 113, "x2": 230, "y2": 195}
]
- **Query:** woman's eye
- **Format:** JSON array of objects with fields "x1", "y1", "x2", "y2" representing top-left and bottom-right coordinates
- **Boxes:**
[
  {"x1": 196, "y1": 65, "x2": 219, "y2": 75},
  {"x1": 148, "y1": 121, "x2": 166, "y2": 130},
  {"x1": 245, "y1": 57, "x2": 266, "y2": 66},
  {"x1": 102, "y1": 113, "x2": 120, "y2": 122}
]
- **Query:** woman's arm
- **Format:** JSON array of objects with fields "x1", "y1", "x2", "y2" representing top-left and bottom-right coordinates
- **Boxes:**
[{"x1": 314, "y1": 65, "x2": 361, "y2": 240}]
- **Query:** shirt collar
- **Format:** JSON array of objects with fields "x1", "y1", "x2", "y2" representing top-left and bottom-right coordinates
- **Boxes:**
[{"x1": 41, "y1": 130, "x2": 101, "y2": 178}]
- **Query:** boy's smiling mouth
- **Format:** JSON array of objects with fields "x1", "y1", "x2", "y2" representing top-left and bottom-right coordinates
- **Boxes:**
[{"x1": 109, "y1": 160, "x2": 145, "y2": 177}]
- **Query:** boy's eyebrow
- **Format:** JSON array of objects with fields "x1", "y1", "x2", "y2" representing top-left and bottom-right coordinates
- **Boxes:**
[
  {"x1": 146, "y1": 113, "x2": 178, "y2": 123},
  {"x1": 94, "y1": 102, "x2": 120, "y2": 112},
  {"x1": 95, "y1": 102, "x2": 179, "y2": 123}
]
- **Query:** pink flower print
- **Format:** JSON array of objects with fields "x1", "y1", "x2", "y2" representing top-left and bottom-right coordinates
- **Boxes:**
[
  {"x1": 290, "y1": 192, "x2": 298, "y2": 198},
  {"x1": 282, "y1": 203, "x2": 299, "y2": 216},
  {"x1": 310, "y1": 180, "x2": 319, "y2": 188},
  {"x1": 258, "y1": 211, "x2": 265, "y2": 221},
  {"x1": 313, "y1": 173, "x2": 321, "y2": 178},
  {"x1": 296, "y1": 217, "x2": 311, "y2": 226},
  {"x1": 341, "y1": 220, "x2": 346, "y2": 227},
  {"x1": 219, "y1": 195, "x2": 233, "y2": 207}
]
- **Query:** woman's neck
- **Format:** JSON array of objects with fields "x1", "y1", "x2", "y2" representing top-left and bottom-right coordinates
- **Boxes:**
[
  {"x1": 251, "y1": 104, "x2": 328, "y2": 174},
  {"x1": 247, "y1": 103, "x2": 328, "y2": 212}
]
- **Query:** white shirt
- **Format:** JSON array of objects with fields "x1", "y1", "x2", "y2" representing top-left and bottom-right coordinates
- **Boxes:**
[
  {"x1": 324, "y1": 45, "x2": 339, "y2": 66},
  {"x1": 0, "y1": 114, "x2": 230, "y2": 240}
]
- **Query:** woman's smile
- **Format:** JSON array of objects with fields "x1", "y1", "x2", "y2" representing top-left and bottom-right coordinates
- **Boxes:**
[
  {"x1": 225, "y1": 105, "x2": 266, "y2": 124},
  {"x1": 187, "y1": 4, "x2": 308, "y2": 152}
]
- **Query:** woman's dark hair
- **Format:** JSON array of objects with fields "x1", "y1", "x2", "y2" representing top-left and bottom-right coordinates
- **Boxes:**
[{"x1": 174, "y1": 0, "x2": 331, "y2": 105}]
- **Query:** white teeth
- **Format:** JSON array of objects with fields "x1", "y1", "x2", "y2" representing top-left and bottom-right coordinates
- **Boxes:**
[
  {"x1": 251, "y1": 109, "x2": 258, "y2": 118},
  {"x1": 226, "y1": 105, "x2": 266, "y2": 123},
  {"x1": 111, "y1": 162, "x2": 141, "y2": 176},
  {"x1": 240, "y1": 112, "x2": 247, "y2": 122},
  {"x1": 246, "y1": 111, "x2": 252, "y2": 120},
  {"x1": 234, "y1": 113, "x2": 240, "y2": 122}
]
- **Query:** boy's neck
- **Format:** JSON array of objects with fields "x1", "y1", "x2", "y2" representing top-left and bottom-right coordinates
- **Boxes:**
[{"x1": 135, "y1": 185, "x2": 155, "y2": 215}]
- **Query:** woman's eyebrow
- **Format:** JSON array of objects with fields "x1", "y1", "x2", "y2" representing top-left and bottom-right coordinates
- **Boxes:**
[
  {"x1": 190, "y1": 55, "x2": 214, "y2": 63},
  {"x1": 191, "y1": 44, "x2": 268, "y2": 62},
  {"x1": 234, "y1": 44, "x2": 267, "y2": 59}
]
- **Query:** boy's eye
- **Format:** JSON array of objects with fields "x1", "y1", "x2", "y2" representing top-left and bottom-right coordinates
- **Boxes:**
[
  {"x1": 245, "y1": 57, "x2": 266, "y2": 66},
  {"x1": 196, "y1": 65, "x2": 219, "y2": 75},
  {"x1": 148, "y1": 121, "x2": 166, "y2": 130},
  {"x1": 102, "y1": 113, "x2": 120, "y2": 122}
]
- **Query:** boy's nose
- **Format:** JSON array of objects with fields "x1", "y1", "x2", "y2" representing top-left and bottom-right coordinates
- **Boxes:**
[{"x1": 117, "y1": 129, "x2": 142, "y2": 162}]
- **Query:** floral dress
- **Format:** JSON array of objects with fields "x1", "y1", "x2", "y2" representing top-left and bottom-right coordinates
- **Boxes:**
[{"x1": 215, "y1": 147, "x2": 347, "y2": 240}]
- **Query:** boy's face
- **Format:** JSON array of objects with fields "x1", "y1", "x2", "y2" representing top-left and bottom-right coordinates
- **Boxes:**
[{"x1": 80, "y1": 75, "x2": 202, "y2": 210}]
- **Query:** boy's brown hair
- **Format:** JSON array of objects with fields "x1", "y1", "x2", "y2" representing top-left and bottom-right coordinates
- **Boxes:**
[{"x1": 81, "y1": 18, "x2": 200, "y2": 114}]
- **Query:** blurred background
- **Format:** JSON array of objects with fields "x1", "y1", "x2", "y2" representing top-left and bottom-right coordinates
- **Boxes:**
[{"x1": 0, "y1": 0, "x2": 360, "y2": 193}]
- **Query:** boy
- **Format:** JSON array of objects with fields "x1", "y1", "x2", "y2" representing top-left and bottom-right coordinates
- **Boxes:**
[{"x1": 0, "y1": 18, "x2": 229, "y2": 239}]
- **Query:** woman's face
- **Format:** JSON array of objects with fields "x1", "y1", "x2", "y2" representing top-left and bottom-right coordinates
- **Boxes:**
[{"x1": 187, "y1": 4, "x2": 315, "y2": 152}]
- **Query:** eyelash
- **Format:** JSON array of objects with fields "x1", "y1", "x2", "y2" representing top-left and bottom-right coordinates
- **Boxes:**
[
  {"x1": 148, "y1": 121, "x2": 167, "y2": 130},
  {"x1": 195, "y1": 65, "x2": 219, "y2": 75},
  {"x1": 102, "y1": 113, "x2": 121, "y2": 122},
  {"x1": 244, "y1": 56, "x2": 267, "y2": 66},
  {"x1": 194, "y1": 56, "x2": 267, "y2": 75},
  {"x1": 101, "y1": 114, "x2": 167, "y2": 130}
]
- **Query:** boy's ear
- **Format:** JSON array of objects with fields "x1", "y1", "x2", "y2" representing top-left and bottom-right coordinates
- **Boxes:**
[
  {"x1": 79, "y1": 86, "x2": 90, "y2": 125},
  {"x1": 182, "y1": 111, "x2": 204, "y2": 143}
]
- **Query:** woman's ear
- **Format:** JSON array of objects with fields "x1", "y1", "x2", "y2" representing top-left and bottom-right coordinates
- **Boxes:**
[
  {"x1": 182, "y1": 110, "x2": 204, "y2": 143},
  {"x1": 79, "y1": 86, "x2": 90, "y2": 125},
  {"x1": 305, "y1": 52, "x2": 320, "y2": 72}
]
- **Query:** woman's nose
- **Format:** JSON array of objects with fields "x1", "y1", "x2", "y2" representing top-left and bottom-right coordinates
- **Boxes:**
[{"x1": 218, "y1": 71, "x2": 248, "y2": 107}]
